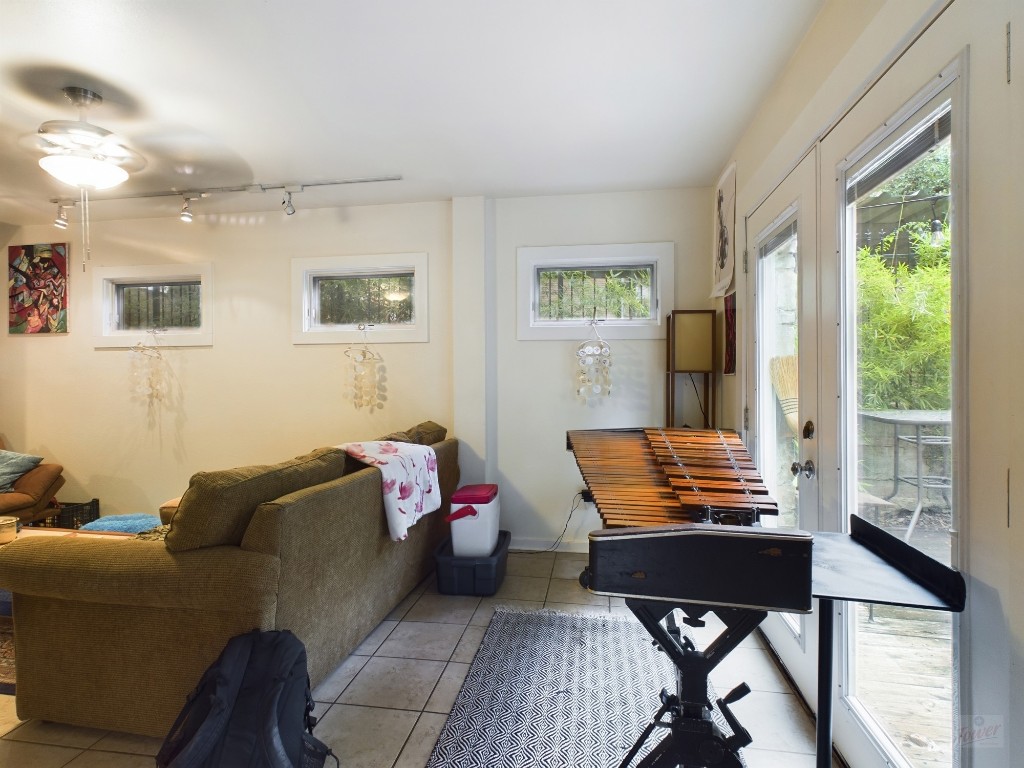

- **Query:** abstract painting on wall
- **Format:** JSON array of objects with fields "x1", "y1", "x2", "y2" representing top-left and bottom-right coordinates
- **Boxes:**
[{"x1": 8, "y1": 243, "x2": 69, "y2": 334}]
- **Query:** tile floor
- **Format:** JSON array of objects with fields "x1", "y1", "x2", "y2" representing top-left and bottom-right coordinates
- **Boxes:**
[{"x1": 0, "y1": 550, "x2": 838, "y2": 767}]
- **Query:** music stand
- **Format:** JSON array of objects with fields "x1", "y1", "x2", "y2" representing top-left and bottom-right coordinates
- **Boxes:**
[{"x1": 588, "y1": 516, "x2": 965, "y2": 768}]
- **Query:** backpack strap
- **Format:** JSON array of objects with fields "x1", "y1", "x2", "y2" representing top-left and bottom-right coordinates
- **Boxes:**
[{"x1": 259, "y1": 632, "x2": 309, "y2": 768}]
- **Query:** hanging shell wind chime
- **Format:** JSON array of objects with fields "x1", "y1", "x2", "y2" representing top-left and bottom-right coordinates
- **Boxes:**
[
  {"x1": 345, "y1": 325, "x2": 385, "y2": 410},
  {"x1": 575, "y1": 323, "x2": 612, "y2": 402}
]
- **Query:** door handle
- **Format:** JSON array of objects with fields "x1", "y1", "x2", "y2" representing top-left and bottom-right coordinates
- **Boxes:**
[{"x1": 790, "y1": 460, "x2": 815, "y2": 479}]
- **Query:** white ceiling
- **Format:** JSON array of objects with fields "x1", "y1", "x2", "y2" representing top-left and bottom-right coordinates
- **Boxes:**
[{"x1": 0, "y1": 0, "x2": 823, "y2": 225}]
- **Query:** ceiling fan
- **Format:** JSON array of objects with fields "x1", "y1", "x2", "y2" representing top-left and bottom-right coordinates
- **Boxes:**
[
  {"x1": 24, "y1": 85, "x2": 146, "y2": 190},
  {"x1": 22, "y1": 85, "x2": 402, "y2": 216}
]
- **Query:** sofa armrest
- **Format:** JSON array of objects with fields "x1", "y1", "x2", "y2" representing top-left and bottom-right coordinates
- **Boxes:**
[
  {"x1": 0, "y1": 536, "x2": 279, "y2": 612},
  {"x1": 12, "y1": 462, "x2": 63, "y2": 499},
  {"x1": 0, "y1": 491, "x2": 36, "y2": 515},
  {"x1": 159, "y1": 495, "x2": 182, "y2": 525}
]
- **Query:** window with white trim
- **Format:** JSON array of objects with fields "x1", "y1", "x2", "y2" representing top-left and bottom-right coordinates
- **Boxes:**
[
  {"x1": 291, "y1": 252, "x2": 429, "y2": 344},
  {"x1": 516, "y1": 242, "x2": 674, "y2": 340},
  {"x1": 93, "y1": 264, "x2": 213, "y2": 348}
]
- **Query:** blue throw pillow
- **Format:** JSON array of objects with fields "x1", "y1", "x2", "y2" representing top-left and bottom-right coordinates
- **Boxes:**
[{"x1": 0, "y1": 450, "x2": 43, "y2": 493}]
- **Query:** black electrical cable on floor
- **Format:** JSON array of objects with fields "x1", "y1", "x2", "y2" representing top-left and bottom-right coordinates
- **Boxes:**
[
  {"x1": 517, "y1": 491, "x2": 584, "y2": 555},
  {"x1": 688, "y1": 373, "x2": 708, "y2": 425}
]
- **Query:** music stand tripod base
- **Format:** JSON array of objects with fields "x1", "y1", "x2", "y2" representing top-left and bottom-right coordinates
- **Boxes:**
[{"x1": 618, "y1": 598, "x2": 762, "y2": 768}]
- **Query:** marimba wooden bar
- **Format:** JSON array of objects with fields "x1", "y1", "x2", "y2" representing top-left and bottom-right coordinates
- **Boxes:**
[{"x1": 566, "y1": 427, "x2": 778, "y2": 528}]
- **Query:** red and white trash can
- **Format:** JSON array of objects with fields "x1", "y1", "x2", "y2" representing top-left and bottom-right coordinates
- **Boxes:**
[{"x1": 445, "y1": 483, "x2": 500, "y2": 557}]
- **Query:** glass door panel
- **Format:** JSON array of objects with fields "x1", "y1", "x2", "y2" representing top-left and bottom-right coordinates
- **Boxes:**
[
  {"x1": 748, "y1": 150, "x2": 818, "y2": 702},
  {"x1": 842, "y1": 93, "x2": 957, "y2": 767},
  {"x1": 758, "y1": 216, "x2": 799, "y2": 533}
]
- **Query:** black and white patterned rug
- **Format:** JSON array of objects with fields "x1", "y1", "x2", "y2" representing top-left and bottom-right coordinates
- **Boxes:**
[{"x1": 426, "y1": 608, "x2": 729, "y2": 768}]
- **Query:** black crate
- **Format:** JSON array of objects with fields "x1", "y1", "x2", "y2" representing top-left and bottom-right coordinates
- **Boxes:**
[
  {"x1": 30, "y1": 498, "x2": 100, "y2": 530},
  {"x1": 434, "y1": 530, "x2": 510, "y2": 596}
]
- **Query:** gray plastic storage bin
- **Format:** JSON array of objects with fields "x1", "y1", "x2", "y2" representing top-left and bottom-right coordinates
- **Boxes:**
[{"x1": 434, "y1": 529, "x2": 510, "y2": 596}]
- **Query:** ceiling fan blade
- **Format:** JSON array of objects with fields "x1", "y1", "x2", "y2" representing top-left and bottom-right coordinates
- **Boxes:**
[
  {"x1": 22, "y1": 121, "x2": 147, "y2": 173},
  {"x1": 37, "y1": 119, "x2": 112, "y2": 149}
]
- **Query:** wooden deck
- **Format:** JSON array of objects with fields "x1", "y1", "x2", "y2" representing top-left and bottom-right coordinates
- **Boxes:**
[
  {"x1": 855, "y1": 603, "x2": 954, "y2": 767},
  {"x1": 851, "y1": 516, "x2": 956, "y2": 768}
]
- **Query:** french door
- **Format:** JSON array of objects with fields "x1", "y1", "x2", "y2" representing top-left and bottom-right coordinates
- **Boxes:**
[
  {"x1": 749, "y1": 150, "x2": 820, "y2": 702},
  {"x1": 749, "y1": 32, "x2": 974, "y2": 768}
]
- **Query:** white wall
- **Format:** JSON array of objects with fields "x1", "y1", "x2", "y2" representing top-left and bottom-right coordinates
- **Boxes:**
[
  {"x1": 488, "y1": 189, "x2": 712, "y2": 550},
  {"x1": 1, "y1": 201, "x2": 454, "y2": 516},
  {"x1": 5, "y1": 187, "x2": 713, "y2": 548}
]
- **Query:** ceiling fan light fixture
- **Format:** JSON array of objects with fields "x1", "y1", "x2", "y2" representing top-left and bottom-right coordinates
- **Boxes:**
[
  {"x1": 39, "y1": 152, "x2": 129, "y2": 190},
  {"x1": 32, "y1": 86, "x2": 143, "y2": 191}
]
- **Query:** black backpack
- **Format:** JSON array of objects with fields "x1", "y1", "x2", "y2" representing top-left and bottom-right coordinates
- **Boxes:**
[{"x1": 156, "y1": 629, "x2": 337, "y2": 768}]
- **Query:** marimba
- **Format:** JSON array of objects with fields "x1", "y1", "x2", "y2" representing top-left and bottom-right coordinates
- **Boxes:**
[
  {"x1": 569, "y1": 427, "x2": 965, "y2": 768},
  {"x1": 566, "y1": 427, "x2": 777, "y2": 528}
]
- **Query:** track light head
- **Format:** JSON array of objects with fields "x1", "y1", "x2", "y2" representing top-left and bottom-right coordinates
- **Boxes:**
[
  {"x1": 54, "y1": 202, "x2": 69, "y2": 229},
  {"x1": 283, "y1": 191, "x2": 296, "y2": 216},
  {"x1": 180, "y1": 198, "x2": 193, "y2": 223}
]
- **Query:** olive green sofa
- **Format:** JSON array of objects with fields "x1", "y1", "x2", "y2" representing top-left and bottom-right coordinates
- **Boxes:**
[{"x1": 0, "y1": 423, "x2": 458, "y2": 738}]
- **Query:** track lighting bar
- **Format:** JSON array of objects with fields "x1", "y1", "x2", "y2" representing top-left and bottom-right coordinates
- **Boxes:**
[{"x1": 50, "y1": 175, "x2": 402, "y2": 205}]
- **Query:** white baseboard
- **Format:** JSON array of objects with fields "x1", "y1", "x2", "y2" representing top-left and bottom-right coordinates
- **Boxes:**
[{"x1": 508, "y1": 535, "x2": 589, "y2": 554}]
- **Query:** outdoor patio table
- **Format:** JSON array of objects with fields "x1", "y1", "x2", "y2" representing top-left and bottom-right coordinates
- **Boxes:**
[{"x1": 859, "y1": 409, "x2": 952, "y2": 541}]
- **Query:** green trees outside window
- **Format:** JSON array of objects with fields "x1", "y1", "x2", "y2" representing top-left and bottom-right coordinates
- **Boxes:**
[
  {"x1": 537, "y1": 266, "x2": 652, "y2": 322},
  {"x1": 856, "y1": 143, "x2": 951, "y2": 411},
  {"x1": 315, "y1": 273, "x2": 414, "y2": 326}
]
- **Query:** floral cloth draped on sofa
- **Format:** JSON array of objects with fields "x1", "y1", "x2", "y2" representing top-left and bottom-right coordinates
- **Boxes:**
[{"x1": 342, "y1": 441, "x2": 441, "y2": 541}]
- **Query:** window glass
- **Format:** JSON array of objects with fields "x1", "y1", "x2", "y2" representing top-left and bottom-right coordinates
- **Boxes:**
[
  {"x1": 535, "y1": 265, "x2": 653, "y2": 323},
  {"x1": 117, "y1": 281, "x2": 201, "y2": 330},
  {"x1": 313, "y1": 272, "x2": 414, "y2": 326},
  {"x1": 844, "y1": 96, "x2": 956, "y2": 767}
]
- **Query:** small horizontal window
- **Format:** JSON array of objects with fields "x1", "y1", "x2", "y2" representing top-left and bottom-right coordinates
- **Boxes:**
[
  {"x1": 517, "y1": 243, "x2": 674, "y2": 341},
  {"x1": 292, "y1": 253, "x2": 428, "y2": 344},
  {"x1": 93, "y1": 264, "x2": 213, "y2": 348}
]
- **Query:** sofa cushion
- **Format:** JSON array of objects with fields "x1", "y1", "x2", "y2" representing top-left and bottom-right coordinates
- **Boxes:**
[
  {"x1": 408, "y1": 421, "x2": 447, "y2": 445},
  {"x1": 377, "y1": 430, "x2": 413, "y2": 443},
  {"x1": 0, "y1": 450, "x2": 43, "y2": 492},
  {"x1": 165, "y1": 447, "x2": 347, "y2": 552}
]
